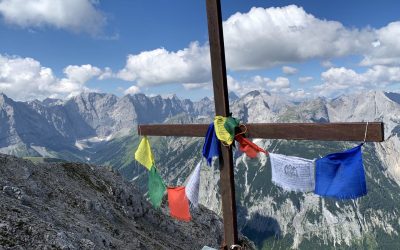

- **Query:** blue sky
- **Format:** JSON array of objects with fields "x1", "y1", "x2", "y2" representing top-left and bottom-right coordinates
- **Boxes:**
[{"x1": 1, "y1": 0, "x2": 400, "y2": 101}]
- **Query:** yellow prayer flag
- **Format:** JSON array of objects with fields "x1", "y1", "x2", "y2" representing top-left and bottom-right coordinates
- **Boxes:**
[
  {"x1": 214, "y1": 116, "x2": 234, "y2": 145},
  {"x1": 134, "y1": 136, "x2": 154, "y2": 170}
]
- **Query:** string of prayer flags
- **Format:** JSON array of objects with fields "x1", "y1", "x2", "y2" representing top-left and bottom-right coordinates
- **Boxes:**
[
  {"x1": 214, "y1": 116, "x2": 234, "y2": 145},
  {"x1": 167, "y1": 186, "x2": 192, "y2": 222},
  {"x1": 202, "y1": 123, "x2": 221, "y2": 165},
  {"x1": 135, "y1": 136, "x2": 154, "y2": 170},
  {"x1": 185, "y1": 161, "x2": 201, "y2": 207},
  {"x1": 270, "y1": 153, "x2": 315, "y2": 192},
  {"x1": 315, "y1": 144, "x2": 367, "y2": 199},
  {"x1": 235, "y1": 135, "x2": 268, "y2": 158},
  {"x1": 148, "y1": 167, "x2": 166, "y2": 208}
]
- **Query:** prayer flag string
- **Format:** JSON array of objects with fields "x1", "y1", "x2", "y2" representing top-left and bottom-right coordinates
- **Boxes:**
[{"x1": 134, "y1": 117, "x2": 371, "y2": 223}]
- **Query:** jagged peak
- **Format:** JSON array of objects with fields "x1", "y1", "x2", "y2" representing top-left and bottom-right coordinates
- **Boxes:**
[
  {"x1": 169, "y1": 94, "x2": 180, "y2": 100},
  {"x1": 228, "y1": 91, "x2": 239, "y2": 101},
  {"x1": 132, "y1": 93, "x2": 147, "y2": 98},
  {"x1": 199, "y1": 96, "x2": 211, "y2": 102},
  {"x1": 41, "y1": 98, "x2": 64, "y2": 106},
  {"x1": 243, "y1": 90, "x2": 261, "y2": 98},
  {"x1": 384, "y1": 91, "x2": 400, "y2": 105},
  {"x1": 0, "y1": 92, "x2": 13, "y2": 105},
  {"x1": 77, "y1": 92, "x2": 107, "y2": 100}
]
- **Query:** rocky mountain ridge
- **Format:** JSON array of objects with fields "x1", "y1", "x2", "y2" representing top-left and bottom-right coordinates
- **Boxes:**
[
  {"x1": 0, "y1": 153, "x2": 231, "y2": 249},
  {"x1": 1, "y1": 90, "x2": 400, "y2": 249}
]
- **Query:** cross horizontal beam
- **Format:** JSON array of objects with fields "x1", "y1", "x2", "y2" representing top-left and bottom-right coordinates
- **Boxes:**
[{"x1": 138, "y1": 122, "x2": 384, "y2": 142}]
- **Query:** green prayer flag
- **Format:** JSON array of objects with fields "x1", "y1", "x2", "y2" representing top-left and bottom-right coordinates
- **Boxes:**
[
  {"x1": 148, "y1": 166, "x2": 166, "y2": 208},
  {"x1": 224, "y1": 116, "x2": 240, "y2": 138}
]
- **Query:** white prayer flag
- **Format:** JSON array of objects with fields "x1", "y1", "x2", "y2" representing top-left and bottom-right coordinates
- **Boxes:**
[
  {"x1": 185, "y1": 161, "x2": 201, "y2": 207},
  {"x1": 269, "y1": 153, "x2": 315, "y2": 192}
]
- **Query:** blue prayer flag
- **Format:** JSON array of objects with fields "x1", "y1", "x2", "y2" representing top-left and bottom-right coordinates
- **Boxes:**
[
  {"x1": 202, "y1": 123, "x2": 221, "y2": 166},
  {"x1": 315, "y1": 144, "x2": 367, "y2": 199}
]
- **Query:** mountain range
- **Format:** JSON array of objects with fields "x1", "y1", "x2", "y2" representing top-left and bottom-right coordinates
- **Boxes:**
[{"x1": 1, "y1": 90, "x2": 400, "y2": 249}]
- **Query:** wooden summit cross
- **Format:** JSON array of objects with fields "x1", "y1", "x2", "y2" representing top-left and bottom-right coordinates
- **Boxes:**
[{"x1": 138, "y1": 0, "x2": 384, "y2": 248}]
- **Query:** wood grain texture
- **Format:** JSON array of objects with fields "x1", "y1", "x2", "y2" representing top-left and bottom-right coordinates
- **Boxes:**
[
  {"x1": 138, "y1": 122, "x2": 384, "y2": 142},
  {"x1": 206, "y1": 0, "x2": 238, "y2": 247}
]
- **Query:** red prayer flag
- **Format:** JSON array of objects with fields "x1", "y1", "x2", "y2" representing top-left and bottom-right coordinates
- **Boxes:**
[
  {"x1": 167, "y1": 186, "x2": 191, "y2": 222},
  {"x1": 235, "y1": 135, "x2": 268, "y2": 158}
]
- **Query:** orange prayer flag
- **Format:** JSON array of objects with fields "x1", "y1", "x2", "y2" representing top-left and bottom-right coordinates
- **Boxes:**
[
  {"x1": 167, "y1": 186, "x2": 191, "y2": 222},
  {"x1": 235, "y1": 135, "x2": 268, "y2": 158}
]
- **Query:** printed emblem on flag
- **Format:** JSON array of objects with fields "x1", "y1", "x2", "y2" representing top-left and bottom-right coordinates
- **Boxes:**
[{"x1": 269, "y1": 153, "x2": 315, "y2": 192}]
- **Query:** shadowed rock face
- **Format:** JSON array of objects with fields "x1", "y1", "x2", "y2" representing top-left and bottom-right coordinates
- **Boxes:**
[{"x1": 0, "y1": 154, "x2": 234, "y2": 250}]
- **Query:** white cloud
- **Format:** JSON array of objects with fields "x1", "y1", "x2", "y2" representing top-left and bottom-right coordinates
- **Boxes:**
[
  {"x1": 223, "y1": 5, "x2": 374, "y2": 70},
  {"x1": 314, "y1": 65, "x2": 400, "y2": 96},
  {"x1": 253, "y1": 75, "x2": 290, "y2": 89},
  {"x1": 64, "y1": 64, "x2": 101, "y2": 83},
  {"x1": 289, "y1": 89, "x2": 310, "y2": 100},
  {"x1": 0, "y1": 54, "x2": 100, "y2": 100},
  {"x1": 0, "y1": 0, "x2": 106, "y2": 35},
  {"x1": 360, "y1": 22, "x2": 400, "y2": 66},
  {"x1": 227, "y1": 74, "x2": 311, "y2": 100},
  {"x1": 227, "y1": 75, "x2": 242, "y2": 92},
  {"x1": 182, "y1": 82, "x2": 209, "y2": 90},
  {"x1": 112, "y1": 5, "x2": 400, "y2": 89},
  {"x1": 225, "y1": 75, "x2": 265, "y2": 96},
  {"x1": 364, "y1": 65, "x2": 400, "y2": 83},
  {"x1": 298, "y1": 76, "x2": 313, "y2": 83},
  {"x1": 266, "y1": 77, "x2": 290, "y2": 89},
  {"x1": 98, "y1": 67, "x2": 113, "y2": 80},
  {"x1": 124, "y1": 85, "x2": 140, "y2": 95},
  {"x1": 282, "y1": 66, "x2": 298, "y2": 75},
  {"x1": 321, "y1": 60, "x2": 334, "y2": 68},
  {"x1": 321, "y1": 67, "x2": 363, "y2": 86},
  {"x1": 117, "y1": 42, "x2": 211, "y2": 86},
  {"x1": 223, "y1": 7, "x2": 400, "y2": 69}
]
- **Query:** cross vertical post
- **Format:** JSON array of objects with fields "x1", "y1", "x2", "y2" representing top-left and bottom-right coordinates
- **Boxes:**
[{"x1": 206, "y1": 0, "x2": 238, "y2": 247}]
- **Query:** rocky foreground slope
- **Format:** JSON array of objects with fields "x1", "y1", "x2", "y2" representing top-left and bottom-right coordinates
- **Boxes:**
[{"x1": 0, "y1": 154, "x2": 254, "y2": 250}]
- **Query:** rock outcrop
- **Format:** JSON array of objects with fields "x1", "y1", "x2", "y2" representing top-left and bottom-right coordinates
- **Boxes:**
[{"x1": 0, "y1": 154, "x2": 233, "y2": 249}]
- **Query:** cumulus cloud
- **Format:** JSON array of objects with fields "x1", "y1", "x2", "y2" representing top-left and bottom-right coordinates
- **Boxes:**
[
  {"x1": 227, "y1": 74, "x2": 309, "y2": 100},
  {"x1": 64, "y1": 64, "x2": 101, "y2": 83},
  {"x1": 117, "y1": 42, "x2": 211, "y2": 86},
  {"x1": 321, "y1": 60, "x2": 334, "y2": 68},
  {"x1": 0, "y1": 54, "x2": 101, "y2": 100},
  {"x1": 124, "y1": 85, "x2": 140, "y2": 95},
  {"x1": 227, "y1": 75, "x2": 242, "y2": 92},
  {"x1": 289, "y1": 89, "x2": 310, "y2": 100},
  {"x1": 112, "y1": 5, "x2": 400, "y2": 88},
  {"x1": 298, "y1": 76, "x2": 313, "y2": 83},
  {"x1": 360, "y1": 22, "x2": 400, "y2": 66},
  {"x1": 223, "y1": 6, "x2": 400, "y2": 69},
  {"x1": 253, "y1": 75, "x2": 290, "y2": 90},
  {"x1": 314, "y1": 65, "x2": 400, "y2": 96},
  {"x1": 223, "y1": 5, "x2": 375, "y2": 70},
  {"x1": 282, "y1": 66, "x2": 298, "y2": 75},
  {"x1": 226, "y1": 75, "x2": 264, "y2": 95},
  {"x1": 266, "y1": 77, "x2": 290, "y2": 89},
  {"x1": 98, "y1": 67, "x2": 113, "y2": 80},
  {"x1": 0, "y1": 0, "x2": 106, "y2": 35},
  {"x1": 182, "y1": 82, "x2": 209, "y2": 90}
]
